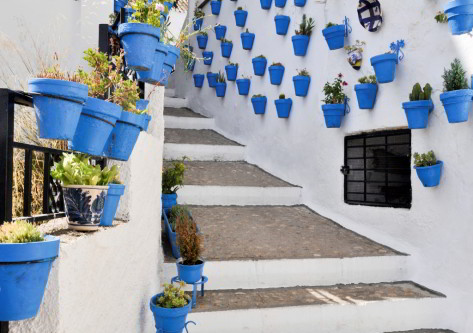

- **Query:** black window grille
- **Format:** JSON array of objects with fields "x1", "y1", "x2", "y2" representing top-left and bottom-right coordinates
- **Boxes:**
[{"x1": 342, "y1": 129, "x2": 412, "y2": 209}]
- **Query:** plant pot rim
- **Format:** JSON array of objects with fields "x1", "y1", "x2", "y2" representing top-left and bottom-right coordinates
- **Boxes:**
[
  {"x1": 322, "y1": 24, "x2": 345, "y2": 35},
  {"x1": 176, "y1": 259, "x2": 205, "y2": 266},
  {"x1": 216, "y1": 82, "x2": 227, "y2": 86},
  {"x1": 370, "y1": 53, "x2": 398, "y2": 65},
  {"x1": 149, "y1": 293, "x2": 192, "y2": 315},
  {"x1": 28, "y1": 78, "x2": 88, "y2": 92},
  {"x1": 354, "y1": 83, "x2": 378, "y2": 90},
  {"x1": 83, "y1": 97, "x2": 123, "y2": 120},
  {"x1": 118, "y1": 110, "x2": 148, "y2": 130},
  {"x1": 275, "y1": 98, "x2": 292, "y2": 104},
  {"x1": 252, "y1": 96, "x2": 267, "y2": 101},
  {"x1": 215, "y1": 25, "x2": 227, "y2": 29},
  {"x1": 234, "y1": 9, "x2": 248, "y2": 13},
  {"x1": 413, "y1": 160, "x2": 444, "y2": 170},
  {"x1": 275, "y1": 15, "x2": 290, "y2": 20},
  {"x1": 117, "y1": 23, "x2": 160, "y2": 39},
  {"x1": 0, "y1": 235, "x2": 59, "y2": 263},
  {"x1": 221, "y1": 42, "x2": 233, "y2": 46},
  {"x1": 293, "y1": 75, "x2": 311, "y2": 81},
  {"x1": 440, "y1": 89, "x2": 473, "y2": 99},
  {"x1": 63, "y1": 185, "x2": 109, "y2": 190},
  {"x1": 252, "y1": 57, "x2": 267, "y2": 62},
  {"x1": 193, "y1": 74, "x2": 205, "y2": 77},
  {"x1": 202, "y1": 51, "x2": 213, "y2": 55},
  {"x1": 322, "y1": 103, "x2": 346, "y2": 110},
  {"x1": 292, "y1": 34, "x2": 309, "y2": 40},
  {"x1": 207, "y1": 72, "x2": 217, "y2": 77},
  {"x1": 241, "y1": 32, "x2": 255, "y2": 37},
  {"x1": 269, "y1": 65, "x2": 284, "y2": 70},
  {"x1": 236, "y1": 78, "x2": 250, "y2": 82},
  {"x1": 225, "y1": 64, "x2": 238, "y2": 68},
  {"x1": 444, "y1": 0, "x2": 473, "y2": 13},
  {"x1": 402, "y1": 99, "x2": 434, "y2": 109}
]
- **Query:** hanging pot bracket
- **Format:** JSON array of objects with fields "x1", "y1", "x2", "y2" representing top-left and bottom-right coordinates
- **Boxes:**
[
  {"x1": 344, "y1": 16, "x2": 353, "y2": 37},
  {"x1": 390, "y1": 40, "x2": 406, "y2": 62},
  {"x1": 344, "y1": 97, "x2": 351, "y2": 115}
]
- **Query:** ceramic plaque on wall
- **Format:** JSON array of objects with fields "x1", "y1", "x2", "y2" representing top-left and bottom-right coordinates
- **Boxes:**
[{"x1": 358, "y1": 0, "x2": 383, "y2": 32}]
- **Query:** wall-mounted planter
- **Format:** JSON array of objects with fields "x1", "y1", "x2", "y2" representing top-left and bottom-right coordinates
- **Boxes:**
[
  {"x1": 193, "y1": 74, "x2": 205, "y2": 87},
  {"x1": 275, "y1": 15, "x2": 291, "y2": 35},
  {"x1": 252, "y1": 57, "x2": 267, "y2": 76},
  {"x1": 0, "y1": 236, "x2": 60, "y2": 321},
  {"x1": 234, "y1": 10, "x2": 248, "y2": 27},
  {"x1": 269, "y1": 65, "x2": 285, "y2": 85},
  {"x1": 294, "y1": 0, "x2": 307, "y2": 7},
  {"x1": 163, "y1": 208, "x2": 180, "y2": 258},
  {"x1": 251, "y1": 96, "x2": 267, "y2": 114},
  {"x1": 221, "y1": 42, "x2": 233, "y2": 58},
  {"x1": 158, "y1": 45, "x2": 180, "y2": 87},
  {"x1": 28, "y1": 78, "x2": 88, "y2": 140},
  {"x1": 177, "y1": 259, "x2": 205, "y2": 284},
  {"x1": 292, "y1": 35, "x2": 309, "y2": 56},
  {"x1": 414, "y1": 161, "x2": 443, "y2": 187},
  {"x1": 225, "y1": 65, "x2": 239, "y2": 81},
  {"x1": 162, "y1": 193, "x2": 177, "y2": 215},
  {"x1": 440, "y1": 89, "x2": 473, "y2": 123},
  {"x1": 211, "y1": 0, "x2": 222, "y2": 15},
  {"x1": 150, "y1": 293, "x2": 192, "y2": 333},
  {"x1": 215, "y1": 25, "x2": 227, "y2": 40},
  {"x1": 194, "y1": 17, "x2": 203, "y2": 31},
  {"x1": 236, "y1": 79, "x2": 251, "y2": 95},
  {"x1": 275, "y1": 0, "x2": 287, "y2": 8},
  {"x1": 444, "y1": 0, "x2": 473, "y2": 35},
  {"x1": 402, "y1": 100, "x2": 434, "y2": 129},
  {"x1": 197, "y1": 34, "x2": 208, "y2": 49},
  {"x1": 275, "y1": 98, "x2": 292, "y2": 118},
  {"x1": 136, "y1": 42, "x2": 169, "y2": 84},
  {"x1": 187, "y1": 59, "x2": 196, "y2": 71},
  {"x1": 260, "y1": 0, "x2": 273, "y2": 9},
  {"x1": 293, "y1": 76, "x2": 311, "y2": 97},
  {"x1": 370, "y1": 53, "x2": 398, "y2": 84},
  {"x1": 203, "y1": 51, "x2": 214, "y2": 65},
  {"x1": 118, "y1": 23, "x2": 160, "y2": 71},
  {"x1": 322, "y1": 25, "x2": 346, "y2": 50},
  {"x1": 100, "y1": 183, "x2": 125, "y2": 227},
  {"x1": 354, "y1": 84, "x2": 378, "y2": 109},
  {"x1": 241, "y1": 32, "x2": 255, "y2": 50},
  {"x1": 322, "y1": 104, "x2": 347, "y2": 128},
  {"x1": 216, "y1": 82, "x2": 227, "y2": 97},
  {"x1": 207, "y1": 72, "x2": 218, "y2": 87}
]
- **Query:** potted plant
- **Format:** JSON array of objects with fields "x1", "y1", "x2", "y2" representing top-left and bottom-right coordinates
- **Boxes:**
[
  {"x1": 413, "y1": 151, "x2": 443, "y2": 187},
  {"x1": 136, "y1": 40, "x2": 169, "y2": 83},
  {"x1": 293, "y1": 68, "x2": 311, "y2": 97},
  {"x1": 440, "y1": 58, "x2": 473, "y2": 123},
  {"x1": 275, "y1": 15, "x2": 291, "y2": 35},
  {"x1": 0, "y1": 221, "x2": 60, "y2": 321},
  {"x1": 322, "y1": 21, "x2": 347, "y2": 50},
  {"x1": 225, "y1": 63, "x2": 239, "y2": 81},
  {"x1": 371, "y1": 40, "x2": 405, "y2": 84},
  {"x1": 321, "y1": 74, "x2": 349, "y2": 128},
  {"x1": 252, "y1": 55, "x2": 267, "y2": 76},
  {"x1": 100, "y1": 176, "x2": 125, "y2": 227},
  {"x1": 207, "y1": 72, "x2": 218, "y2": 88},
  {"x1": 275, "y1": 94, "x2": 292, "y2": 118},
  {"x1": 269, "y1": 62, "x2": 285, "y2": 85},
  {"x1": 28, "y1": 63, "x2": 88, "y2": 140},
  {"x1": 292, "y1": 15, "x2": 315, "y2": 56},
  {"x1": 211, "y1": 0, "x2": 222, "y2": 15},
  {"x1": 162, "y1": 159, "x2": 186, "y2": 214},
  {"x1": 117, "y1": 0, "x2": 162, "y2": 71},
  {"x1": 221, "y1": 38, "x2": 233, "y2": 58},
  {"x1": 241, "y1": 29, "x2": 255, "y2": 50},
  {"x1": 193, "y1": 6, "x2": 205, "y2": 30},
  {"x1": 159, "y1": 44, "x2": 181, "y2": 86},
  {"x1": 197, "y1": 31, "x2": 209, "y2": 49},
  {"x1": 402, "y1": 83, "x2": 434, "y2": 129},
  {"x1": 50, "y1": 153, "x2": 119, "y2": 231},
  {"x1": 203, "y1": 51, "x2": 214, "y2": 65},
  {"x1": 260, "y1": 0, "x2": 273, "y2": 9},
  {"x1": 234, "y1": 7, "x2": 248, "y2": 27},
  {"x1": 164, "y1": 205, "x2": 194, "y2": 258},
  {"x1": 354, "y1": 75, "x2": 378, "y2": 109},
  {"x1": 176, "y1": 212, "x2": 204, "y2": 284},
  {"x1": 215, "y1": 24, "x2": 227, "y2": 40},
  {"x1": 444, "y1": 0, "x2": 473, "y2": 35},
  {"x1": 215, "y1": 71, "x2": 227, "y2": 97},
  {"x1": 251, "y1": 94, "x2": 267, "y2": 114},
  {"x1": 294, "y1": 0, "x2": 306, "y2": 6},
  {"x1": 150, "y1": 282, "x2": 192, "y2": 333},
  {"x1": 236, "y1": 76, "x2": 251, "y2": 95},
  {"x1": 275, "y1": 0, "x2": 287, "y2": 7},
  {"x1": 193, "y1": 74, "x2": 205, "y2": 88},
  {"x1": 181, "y1": 45, "x2": 196, "y2": 72}
]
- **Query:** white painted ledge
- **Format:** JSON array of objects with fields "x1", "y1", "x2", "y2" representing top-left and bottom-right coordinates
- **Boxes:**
[
  {"x1": 164, "y1": 143, "x2": 246, "y2": 161},
  {"x1": 164, "y1": 96, "x2": 188, "y2": 108},
  {"x1": 164, "y1": 88, "x2": 175, "y2": 97},
  {"x1": 164, "y1": 115, "x2": 215, "y2": 130}
]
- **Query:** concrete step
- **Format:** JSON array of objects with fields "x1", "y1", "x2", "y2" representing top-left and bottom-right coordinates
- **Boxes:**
[
  {"x1": 164, "y1": 129, "x2": 246, "y2": 161},
  {"x1": 164, "y1": 96, "x2": 187, "y2": 108},
  {"x1": 164, "y1": 107, "x2": 215, "y2": 130},
  {"x1": 165, "y1": 161, "x2": 302, "y2": 205},
  {"x1": 186, "y1": 282, "x2": 446, "y2": 333},
  {"x1": 162, "y1": 206, "x2": 408, "y2": 290}
]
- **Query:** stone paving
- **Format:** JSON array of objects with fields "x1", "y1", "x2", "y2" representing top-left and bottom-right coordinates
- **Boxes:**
[
  {"x1": 192, "y1": 282, "x2": 441, "y2": 312},
  {"x1": 164, "y1": 129, "x2": 242, "y2": 146},
  {"x1": 164, "y1": 107, "x2": 206, "y2": 118}
]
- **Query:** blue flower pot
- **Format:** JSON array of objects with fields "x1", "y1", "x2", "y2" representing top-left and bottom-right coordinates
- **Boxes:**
[
  {"x1": 275, "y1": 15, "x2": 290, "y2": 35},
  {"x1": 162, "y1": 193, "x2": 177, "y2": 215},
  {"x1": 136, "y1": 42, "x2": 169, "y2": 84},
  {"x1": 322, "y1": 104, "x2": 346, "y2": 128},
  {"x1": 193, "y1": 74, "x2": 205, "y2": 87},
  {"x1": 234, "y1": 10, "x2": 248, "y2": 27},
  {"x1": 68, "y1": 97, "x2": 122, "y2": 155},
  {"x1": 123, "y1": 8, "x2": 135, "y2": 22},
  {"x1": 197, "y1": 34, "x2": 208, "y2": 49},
  {"x1": 0, "y1": 236, "x2": 59, "y2": 321},
  {"x1": 100, "y1": 184, "x2": 125, "y2": 226},
  {"x1": 159, "y1": 45, "x2": 180, "y2": 86},
  {"x1": 293, "y1": 76, "x2": 311, "y2": 97},
  {"x1": 236, "y1": 79, "x2": 251, "y2": 95},
  {"x1": 269, "y1": 65, "x2": 285, "y2": 85},
  {"x1": 163, "y1": 209, "x2": 180, "y2": 258},
  {"x1": 291, "y1": 35, "x2": 310, "y2": 56},
  {"x1": 187, "y1": 59, "x2": 196, "y2": 71},
  {"x1": 241, "y1": 32, "x2": 255, "y2": 50},
  {"x1": 445, "y1": 0, "x2": 473, "y2": 35},
  {"x1": 194, "y1": 17, "x2": 203, "y2": 31},
  {"x1": 150, "y1": 293, "x2": 192, "y2": 333},
  {"x1": 118, "y1": 23, "x2": 161, "y2": 71},
  {"x1": 440, "y1": 89, "x2": 473, "y2": 123},
  {"x1": 28, "y1": 78, "x2": 88, "y2": 140},
  {"x1": 221, "y1": 42, "x2": 233, "y2": 58},
  {"x1": 275, "y1": 0, "x2": 287, "y2": 7},
  {"x1": 114, "y1": 0, "x2": 128, "y2": 12},
  {"x1": 216, "y1": 82, "x2": 227, "y2": 97},
  {"x1": 402, "y1": 100, "x2": 434, "y2": 129},
  {"x1": 225, "y1": 65, "x2": 238, "y2": 81},
  {"x1": 414, "y1": 161, "x2": 443, "y2": 187},
  {"x1": 371, "y1": 53, "x2": 398, "y2": 84},
  {"x1": 177, "y1": 261, "x2": 205, "y2": 283},
  {"x1": 251, "y1": 96, "x2": 267, "y2": 114},
  {"x1": 215, "y1": 25, "x2": 227, "y2": 40},
  {"x1": 294, "y1": 0, "x2": 306, "y2": 7},
  {"x1": 260, "y1": 0, "x2": 273, "y2": 9},
  {"x1": 211, "y1": 0, "x2": 222, "y2": 15},
  {"x1": 354, "y1": 83, "x2": 378, "y2": 109},
  {"x1": 252, "y1": 57, "x2": 267, "y2": 76},
  {"x1": 136, "y1": 99, "x2": 149, "y2": 112},
  {"x1": 160, "y1": 63, "x2": 173, "y2": 86},
  {"x1": 164, "y1": 1, "x2": 174, "y2": 11},
  {"x1": 275, "y1": 98, "x2": 292, "y2": 118},
  {"x1": 322, "y1": 25, "x2": 345, "y2": 50},
  {"x1": 203, "y1": 51, "x2": 214, "y2": 65},
  {"x1": 207, "y1": 72, "x2": 218, "y2": 87},
  {"x1": 103, "y1": 111, "x2": 151, "y2": 161}
]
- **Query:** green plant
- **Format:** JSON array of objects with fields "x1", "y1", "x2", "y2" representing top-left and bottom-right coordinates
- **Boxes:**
[
  {"x1": 435, "y1": 11, "x2": 448, "y2": 23},
  {"x1": 162, "y1": 159, "x2": 187, "y2": 194},
  {"x1": 252, "y1": 94, "x2": 264, "y2": 98},
  {"x1": 442, "y1": 58, "x2": 469, "y2": 92},
  {"x1": 0, "y1": 221, "x2": 44, "y2": 244},
  {"x1": 295, "y1": 14, "x2": 315, "y2": 36},
  {"x1": 413, "y1": 151, "x2": 437, "y2": 167},
  {"x1": 194, "y1": 6, "x2": 205, "y2": 18},
  {"x1": 279, "y1": 94, "x2": 286, "y2": 99},
  {"x1": 322, "y1": 73, "x2": 348, "y2": 104},
  {"x1": 217, "y1": 71, "x2": 226, "y2": 83},
  {"x1": 256, "y1": 54, "x2": 266, "y2": 59},
  {"x1": 237, "y1": 6, "x2": 243, "y2": 10},
  {"x1": 228, "y1": 62, "x2": 238, "y2": 66},
  {"x1": 358, "y1": 75, "x2": 377, "y2": 84},
  {"x1": 199, "y1": 31, "x2": 208, "y2": 36},
  {"x1": 271, "y1": 62, "x2": 283, "y2": 67},
  {"x1": 156, "y1": 282, "x2": 191, "y2": 309},
  {"x1": 245, "y1": 28, "x2": 250, "y2": 33},
  {"x1": 37, "y1": 56, "x2": 80, "y2": 83},
  {"x1": 344, "y1": 40, "x2": 366, "y2": 53},
  {"x1": 50, "y1": 153, "x2": 119, "y2": 186},
  {"x1": 221, "y1": 38, "x2": 232, "y2": 44},
  {"x1": 325, "y1": 22, "x2": 337, "y2": 28},
  {"x1": 169, "y1": 205, "x2": 192, "y2": 231},
  {"x1": 297, "y1": 69, "x2": 310, "y2": 77},
  {"x1": 409, "y1": 83, "x2": 433, "y2": 101},
  {"x1": 175, "y1": 213, "x2": 202, "y2": 265},
  {"x1": 129, "y1": 0, "x2": 163, "y2": 28}
]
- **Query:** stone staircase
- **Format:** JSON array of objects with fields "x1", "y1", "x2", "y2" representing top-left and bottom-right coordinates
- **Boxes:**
[{"x1": 162, "y1": 95, "x2": 454, "y2": 333}]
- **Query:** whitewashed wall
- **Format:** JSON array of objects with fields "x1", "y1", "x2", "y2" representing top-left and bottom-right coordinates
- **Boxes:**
[{"x1": 174, "y1": 1, "x2": 473, "y2": 331}]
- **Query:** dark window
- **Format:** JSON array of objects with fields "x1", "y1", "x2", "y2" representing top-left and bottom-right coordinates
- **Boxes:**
[{"x1": 343, "y1": 129, "x2": 412, "y2": 209}]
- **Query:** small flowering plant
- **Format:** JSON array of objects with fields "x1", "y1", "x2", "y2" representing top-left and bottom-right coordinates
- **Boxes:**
[
  {"x1": 322, "y1": 73, "x2": 348, "y2": 104},
  {"x1": 129, "y1": 0, "x2": 164, "y2": 28}
]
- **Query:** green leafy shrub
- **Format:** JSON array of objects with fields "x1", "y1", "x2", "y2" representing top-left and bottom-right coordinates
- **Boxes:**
[
  {"x1": 358, "y1": 75, "x2": 377, "y2": 84},
  {"x1": 221, "y1": 38, "x2": 232, "y2": 44},
  {"x1": 217, "y1": 71, "x2": 226, "y2": 83},
  {"x1": 279, "y1": 94, "x2": 286, "y2": 99},
  {"x1": 252, "y1": 94, "x2": 264, "y2": 98},
  {"x1": 435, "y1": 11, "x2": 448, "y2": 23},
  {"x1": 0, "y1": 221, "x2": 44, "y2": 243},
  {"x1": 442, "y1": 58, "x2": 469, "y2": 92},
  {"x1": 413, "y1": 151, "x2": 437, "y2": 167},
  {"x1": 322, "y1": 73, "x2": 348, "y2": 104},
  {"x1": 162, "y1": 159, "x2": 186, "y2": 194},
  {"x1": 156, "y1": 282, "x2": 191, "y2": 308},
  {"x1": 325, "y1": 22, "x2": 337, "y2": 28},
  {"x1": 409, "y1": 83, "x2": 433, "y2": 101},
  {"x1": 176, "y1": 213, "x2": 202, "y2": 265},
  {"x1": 129, "y1": 0, "x2": 163, "y2": 28},
  {"x1": 297, "y1": 69, "x2": 310, "y2": 77},
  {"x1": 169, "y1": 205, "x2": 192, "y2": 231},
  {"x1": 295, "y1": 14, "x2": 315, "y2": 36}
]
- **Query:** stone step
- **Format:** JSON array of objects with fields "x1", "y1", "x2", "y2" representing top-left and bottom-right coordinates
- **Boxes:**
[
  {"x1": 166, "y1": 161, "x2": 302, "y2": 205},
  {"x1": 186, "y1": 282, "x2": 446, "y2": 333},
  {"x1": 162, "y1": 206, "x2": 408, "y2": 290},
  {"x1": 164, "y1": 129, "x2": 245, "y2": 161},
  {"x1": 164, "y1": 96, "x2": 187, "y2": 108},
  {"x1": 164, "y1": 107, "x2": 215, "y2": 130},
  {"x1": 385, "y1": 330, "x2": 456, "y2": 333}
]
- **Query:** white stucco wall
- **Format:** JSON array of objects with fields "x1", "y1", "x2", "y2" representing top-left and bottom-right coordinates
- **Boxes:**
[{"x1": 174, "y1": 1, "x2": 473, "y2": 331}]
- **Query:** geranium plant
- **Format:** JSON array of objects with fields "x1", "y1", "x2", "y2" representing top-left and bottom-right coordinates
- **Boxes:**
[{"x1": 322, "y1": 73, "x2": 348, "y2": 104}]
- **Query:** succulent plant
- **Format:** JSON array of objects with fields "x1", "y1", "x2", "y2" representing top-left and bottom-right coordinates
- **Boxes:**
[
  {"x1": 0, "y1": 221, "x2": 44, "y2": 244},
  {"x1": 413, "y1": 151, "x2": 437, "y2": 167},
  {"x1": 409, "y1": 83, "x2": 433, "y2": 101}
]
